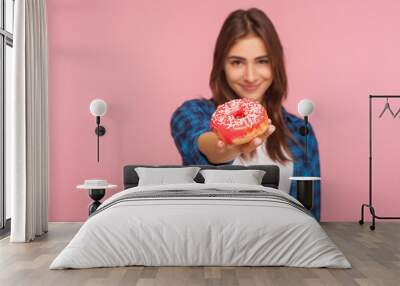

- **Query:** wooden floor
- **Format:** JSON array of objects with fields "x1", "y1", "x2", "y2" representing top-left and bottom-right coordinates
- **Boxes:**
[{"x1": 0, "y1": 222, "x2": 399, "y2": 286}]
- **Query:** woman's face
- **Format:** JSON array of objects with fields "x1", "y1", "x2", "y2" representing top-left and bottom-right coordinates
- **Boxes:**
[{"x1": 224, "y1": 35, "x2": 273, "y2": 103}]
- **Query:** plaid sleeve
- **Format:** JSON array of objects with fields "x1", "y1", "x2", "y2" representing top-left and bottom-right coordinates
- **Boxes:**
[
  {"x1": 170, "y1": 100, "x2": 213, "y2": 165},
  {"x1": 306, "y1": 123, "x2": 321, "y2": 221}
]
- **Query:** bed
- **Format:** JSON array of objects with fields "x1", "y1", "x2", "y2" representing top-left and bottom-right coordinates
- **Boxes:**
[{"x1": 50, "y1": 164, "x2": 351, "y2": 269}]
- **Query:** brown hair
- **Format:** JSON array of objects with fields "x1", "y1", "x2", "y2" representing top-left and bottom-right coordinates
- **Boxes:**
[{"x1": 209, "y1": 8, "x2": 297, "y2": 164}]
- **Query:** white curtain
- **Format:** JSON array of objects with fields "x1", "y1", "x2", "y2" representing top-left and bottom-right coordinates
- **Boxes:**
[{"x1": 8, "y1": 0, "x2": 49, "y2": 242}]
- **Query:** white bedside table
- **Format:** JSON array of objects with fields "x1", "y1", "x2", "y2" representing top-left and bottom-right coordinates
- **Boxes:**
[{"x1": 77, "y1": 180, "x2": 117, "y2": 216}]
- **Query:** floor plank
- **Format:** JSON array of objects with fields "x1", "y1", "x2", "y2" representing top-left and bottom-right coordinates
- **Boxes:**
[{"x1": 0, "y1": 222, "x2": 399, "y2": 286}]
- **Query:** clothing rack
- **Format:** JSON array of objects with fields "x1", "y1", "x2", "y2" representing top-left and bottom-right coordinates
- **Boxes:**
[{"x1": 359, "y1": 95, "x2": 400, "y2": 230}]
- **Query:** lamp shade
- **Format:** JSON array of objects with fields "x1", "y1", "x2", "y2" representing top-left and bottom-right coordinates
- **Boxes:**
[
  {"x1": 90, "y1": 99, "x2": 107, "y2": 117},
  {"x1": 298, "y1": 99, "x2": 314, "y2": 117}
]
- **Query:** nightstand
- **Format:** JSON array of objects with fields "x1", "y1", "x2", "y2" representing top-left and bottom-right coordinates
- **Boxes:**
[
  {"x1": 77, "y1": 180, "x2": 117, "y2": 215},
  {"x1": 289, "y1": 176, "x2": 320, "y2": 210}
]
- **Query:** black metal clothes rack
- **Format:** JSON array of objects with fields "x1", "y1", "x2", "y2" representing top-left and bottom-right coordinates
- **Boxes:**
[{"x1": 359, "y1": 95, "x2": 400, "y2": 230}]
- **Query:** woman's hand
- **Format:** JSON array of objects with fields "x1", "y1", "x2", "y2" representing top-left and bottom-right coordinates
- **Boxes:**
[{"x1": 216, "y1": 119, "x2": 276, "y2": 161}]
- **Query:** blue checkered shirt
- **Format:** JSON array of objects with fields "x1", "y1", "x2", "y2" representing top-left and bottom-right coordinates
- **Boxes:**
[{"x1": 170, "y1": 98, "x2": 321, "y2": 221}]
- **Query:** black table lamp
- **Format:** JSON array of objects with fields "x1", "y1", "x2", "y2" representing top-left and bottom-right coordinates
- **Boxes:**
[
  {"x1": 297, "y1": 99, "x2": 315, "y2": 165},
  {"x1": 89, "y1": 99, "x2": 107, "y2": 162},
  {"x1": 294, "y1": 99, "x2": 319, "y2": 210}
]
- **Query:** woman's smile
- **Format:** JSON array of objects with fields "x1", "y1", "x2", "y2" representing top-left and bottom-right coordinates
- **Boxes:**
[{"x1": 241, "y1": 84, "x2": 260, "y2": 92}]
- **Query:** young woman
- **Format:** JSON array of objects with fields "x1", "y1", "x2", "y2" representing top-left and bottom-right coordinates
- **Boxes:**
[{"x1": 170, "y1": 8, "x2": 321, "y2": 221}]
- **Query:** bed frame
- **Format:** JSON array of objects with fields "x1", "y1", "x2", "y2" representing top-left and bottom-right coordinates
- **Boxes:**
[{"x1": 123, "y1": 164, "x2": 280, "y2": 189}]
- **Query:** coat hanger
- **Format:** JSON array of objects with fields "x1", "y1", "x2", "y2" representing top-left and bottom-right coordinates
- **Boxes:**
[{"x1": 378, "y1": 97, "x2": 396, "y2": 118}]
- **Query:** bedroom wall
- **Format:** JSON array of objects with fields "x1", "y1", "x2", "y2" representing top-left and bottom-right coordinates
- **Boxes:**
[{"x1": 46, "y1": 0, "x2": 400, "y2": 222}]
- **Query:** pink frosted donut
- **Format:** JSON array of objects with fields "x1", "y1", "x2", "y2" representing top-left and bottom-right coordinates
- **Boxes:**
[{"x1": 210, "y1": 98, "x2": 269, "y2": 145}]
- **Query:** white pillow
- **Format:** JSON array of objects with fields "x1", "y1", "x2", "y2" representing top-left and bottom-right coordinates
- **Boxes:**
[
  {"x1": 135, "y1": 167, "x2": 201, "y2": 186},
  {"x1": 200, "y1": 169, "x2": 266, "y2": 185}
]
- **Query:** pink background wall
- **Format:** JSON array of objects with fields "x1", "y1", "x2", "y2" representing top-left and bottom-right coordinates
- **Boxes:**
[{"x1": 46, "y1": 0, "x2": 400, "y2": 222}]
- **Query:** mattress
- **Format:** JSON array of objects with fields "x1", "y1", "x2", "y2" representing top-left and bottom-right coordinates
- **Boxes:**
[{"x1": 50, "y1": 183, "x2": 351, "y2": 269}]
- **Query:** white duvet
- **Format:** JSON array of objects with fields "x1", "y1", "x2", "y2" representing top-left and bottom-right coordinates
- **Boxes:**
[{"x1": 50, "y1": 183, "x2": 351, "y2": 269}]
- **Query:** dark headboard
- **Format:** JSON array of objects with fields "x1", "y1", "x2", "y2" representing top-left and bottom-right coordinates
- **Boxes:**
[{"x1": 123, "y1": 165, "x2": 280, "y2": 189}]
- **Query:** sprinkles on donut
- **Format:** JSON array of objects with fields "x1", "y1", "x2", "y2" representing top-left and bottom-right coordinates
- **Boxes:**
[{"x1": 210, "y1": 98, "x2": 269, "y2": 145}]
